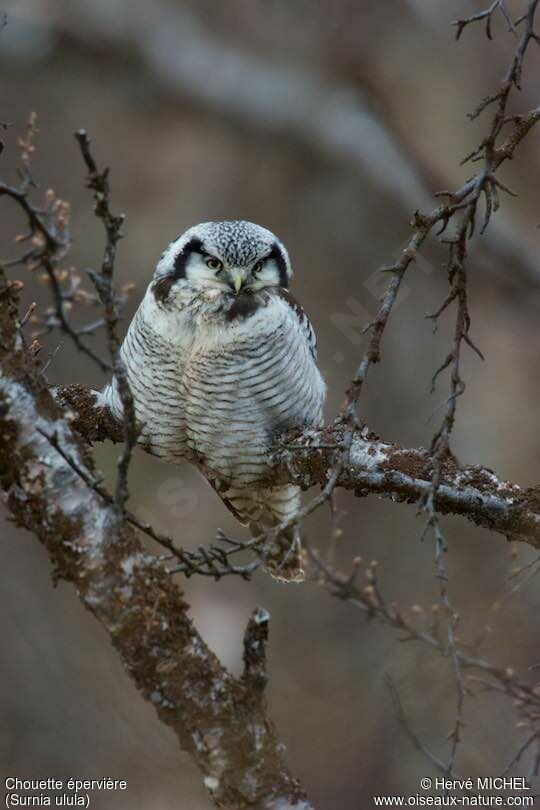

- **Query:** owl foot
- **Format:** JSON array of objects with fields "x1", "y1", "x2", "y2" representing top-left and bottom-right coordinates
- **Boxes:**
[{"x1": 260, "y1": 526, "x2": 306, "y2": 583}]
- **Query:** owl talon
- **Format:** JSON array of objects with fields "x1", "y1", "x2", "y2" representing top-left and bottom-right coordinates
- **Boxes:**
[{"x1": 261, "y1": 528, "x2": 305, "y2": 583}]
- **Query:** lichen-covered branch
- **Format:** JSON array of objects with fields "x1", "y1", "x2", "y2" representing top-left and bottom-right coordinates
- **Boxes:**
[
  {"x1": 275, "y1": 425, "x2": 540, "y2": 545},
  {"x1": 55, "y1": 385, "x2": 540, "y2": 548},
  {"x1": 0, "y1": 280, "x2": 312, "y2": 810}
]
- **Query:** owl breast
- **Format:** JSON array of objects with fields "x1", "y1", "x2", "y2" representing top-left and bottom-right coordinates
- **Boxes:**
[
  {"x1": 182, "y1": 295, "x2": 325, "y2": 486},
  {"x1": 103, "y1": 288, "x2": 325, "y2": 486}
]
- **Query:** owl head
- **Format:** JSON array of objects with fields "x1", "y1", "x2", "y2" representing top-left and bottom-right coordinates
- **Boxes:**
[{"x1": 153, "y1": 221, "x2": 292, "y2": 302}]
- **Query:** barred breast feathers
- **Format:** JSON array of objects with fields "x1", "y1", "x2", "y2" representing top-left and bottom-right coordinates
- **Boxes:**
[
  {"x1": 179, "y1": 287, "x2": 325, "y2": 486},
  {"x1": 101, "y1": 281, "x2": 325, "y2": 475}
]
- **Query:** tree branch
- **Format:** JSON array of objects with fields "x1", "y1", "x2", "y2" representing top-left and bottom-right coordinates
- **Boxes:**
[
  {"x1": 275, "y1": 425, "x2": 540, "y2": 545},
  {"x1": 0, "y1": 281, "x2": 312, "y2": 810},
  {"x1": 73, "y1": 128, "x2": 137, "y2": 514},
  {"x1": 55, "y1": 385, "x2": 540, "y2": 547}
]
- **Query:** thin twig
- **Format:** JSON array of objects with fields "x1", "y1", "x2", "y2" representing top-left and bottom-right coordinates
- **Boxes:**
[{"x1": 74, "y1": 129, "x2": 136, "y2": 514}]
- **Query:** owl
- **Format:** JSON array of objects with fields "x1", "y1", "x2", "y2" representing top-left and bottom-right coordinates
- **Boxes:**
[{"x1": 102, "y1": 221, "x2": 326, "y2": 581}]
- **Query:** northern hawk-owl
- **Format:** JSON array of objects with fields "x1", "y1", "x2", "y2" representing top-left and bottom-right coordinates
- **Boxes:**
[{"x1": 102, "y1": 221, "x2": 326, "y2": 580}]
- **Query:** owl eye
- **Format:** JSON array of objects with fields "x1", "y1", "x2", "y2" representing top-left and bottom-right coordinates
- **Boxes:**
[
  {"x1": 253, "y1": 261, "x2": 264, "y2": 274},
  {"x1": 206, "y1": 257, "x2": 223, "y2": 272}
]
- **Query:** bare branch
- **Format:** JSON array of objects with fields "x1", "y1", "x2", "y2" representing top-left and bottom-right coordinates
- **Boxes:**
[
  {"x1": 308, "y1": 548, "x2": 540, "y2": 713},
  {"x1": 25, "y1": 0, "x2": 540, "y2": 292},
  {"x1": 386, "y1": 677, "x2": 456, "y2": 779},
  {"x1": 453, "y1": 1, "x2": 515, "y2": 41},
  {"x1": 0, "y1": 158, "x2": 114, "y2": 372},
  {"x1": 74, "y1": 129, "x2": 136, "y2": 513}
]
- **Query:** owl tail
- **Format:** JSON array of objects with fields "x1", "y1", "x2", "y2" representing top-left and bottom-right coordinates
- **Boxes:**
[{"x1": 220, "y1": 484, "x2": 305, "y2": 582}]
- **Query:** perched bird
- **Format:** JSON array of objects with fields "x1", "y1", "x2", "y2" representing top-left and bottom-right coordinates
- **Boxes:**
[{"x1": 102, "y1": 221, "x2": 326, "y2": 580}]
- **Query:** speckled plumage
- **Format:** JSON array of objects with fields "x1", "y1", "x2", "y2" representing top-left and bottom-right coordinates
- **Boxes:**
[{"x1": 102, "y1": 221, "x2": 326, "y2": 580}]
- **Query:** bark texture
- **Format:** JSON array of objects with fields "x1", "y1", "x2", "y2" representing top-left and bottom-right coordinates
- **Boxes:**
[
  {"x1": 57, "y1": 383, "x2": 540, "y2": 548},
  {"x1": 0, "y1": 284, "x2": 311, "y2": 810}
]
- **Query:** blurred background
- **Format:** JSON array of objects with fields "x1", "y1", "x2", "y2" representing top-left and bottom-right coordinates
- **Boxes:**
[{"x1": 1, "y1": 1, "x2": 539, "y2": 807}]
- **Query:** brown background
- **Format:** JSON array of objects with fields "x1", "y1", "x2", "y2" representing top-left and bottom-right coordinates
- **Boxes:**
[{"x1": 1, "y1": 1, "x2": 539, "y2": 807}]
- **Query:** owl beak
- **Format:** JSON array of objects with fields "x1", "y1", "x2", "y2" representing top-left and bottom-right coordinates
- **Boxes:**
[{"x1": 230, "y1": 271, "x2": 244, "y2": 294}]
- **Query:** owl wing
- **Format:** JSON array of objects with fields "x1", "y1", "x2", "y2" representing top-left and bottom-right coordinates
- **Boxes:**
[
  {"x1": 102, "y1": 286, "x2": 196, "y2": 461},
  {"x1": 275, "y1": 288, "x2": 318, "y2": 361}
]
